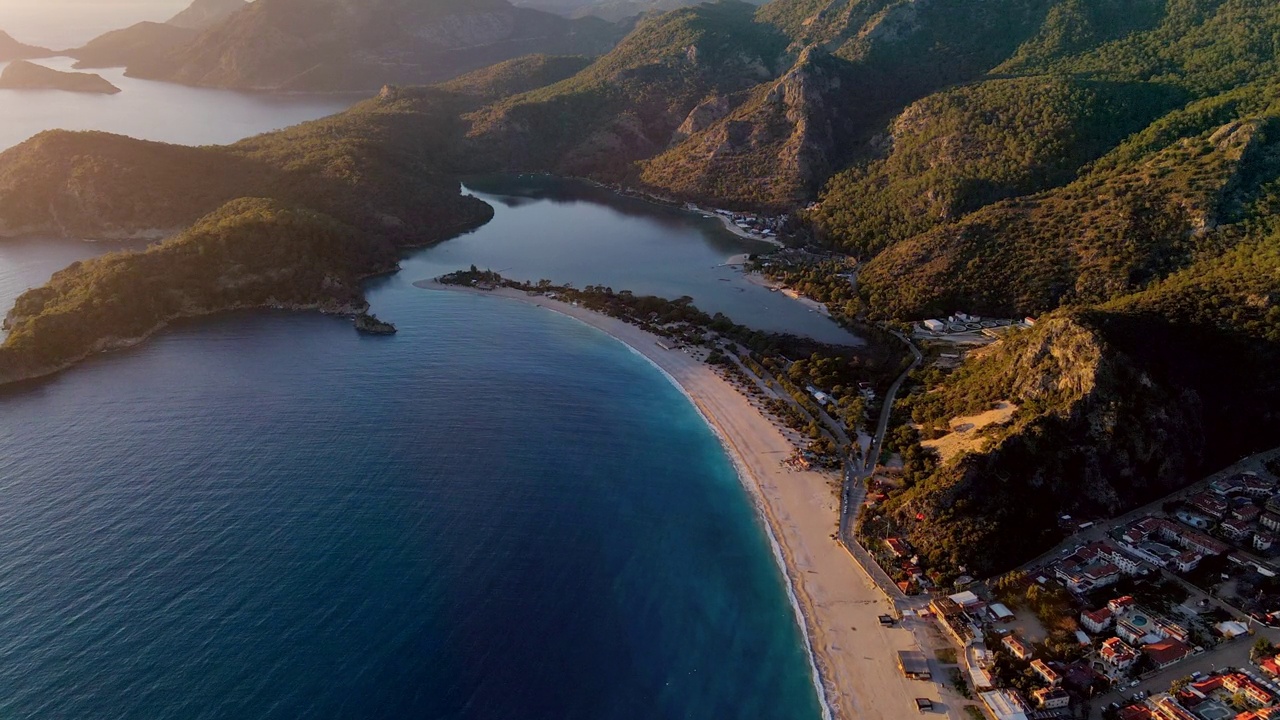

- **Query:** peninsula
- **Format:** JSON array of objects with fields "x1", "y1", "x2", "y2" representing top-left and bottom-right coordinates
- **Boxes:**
[{"x1": 0, "y1": 60, "x2": 121, "y2": 94}]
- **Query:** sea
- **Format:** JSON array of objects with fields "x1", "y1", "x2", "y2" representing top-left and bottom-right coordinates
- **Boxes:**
[{"x1": 0, "y1": 22, "x2": 845, "y2": 719}]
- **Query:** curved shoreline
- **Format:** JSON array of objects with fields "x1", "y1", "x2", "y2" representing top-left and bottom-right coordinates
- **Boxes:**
[{"x1": 416, "y1": 280, "x2": 954, "y2": 720}]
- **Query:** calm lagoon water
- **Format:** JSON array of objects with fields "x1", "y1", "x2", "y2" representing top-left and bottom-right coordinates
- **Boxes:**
[
  {"x1": 0, "y1": 180, "x2": 830, "y2": 718},
  {"x1": 0, "y1": 57, "x2": 354, "y2": 153}
]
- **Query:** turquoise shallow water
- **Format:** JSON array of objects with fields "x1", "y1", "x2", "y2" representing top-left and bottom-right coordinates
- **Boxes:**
[{"x1": 0, "y1": 185, "x2": 827, "y2": 719}]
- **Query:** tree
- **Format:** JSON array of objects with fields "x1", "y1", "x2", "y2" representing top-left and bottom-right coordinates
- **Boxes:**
[{"x1": 1253, "y1": 635, "x2": 1274, "y2": 659}]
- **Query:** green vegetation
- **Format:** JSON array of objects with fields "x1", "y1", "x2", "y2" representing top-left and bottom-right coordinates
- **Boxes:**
[
  {"x1": 813, "y1": 75, "x2": 1181, "y2": 257},
  {"x1": 0, "y1": 200, "x2": 386, "y2": 383},
  {"x1": 466, "y1": 1, "x2": 788, "y2": 180}
]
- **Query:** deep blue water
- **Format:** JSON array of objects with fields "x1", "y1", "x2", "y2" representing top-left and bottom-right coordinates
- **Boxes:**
[{"x1": 0, "y1": 186, "x2": 826, "y2": 718}]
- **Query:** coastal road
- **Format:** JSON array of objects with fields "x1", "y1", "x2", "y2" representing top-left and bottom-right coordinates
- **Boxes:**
[
  {"x1": 860, "y1": 331, "x2": 924, "y2": 476},
  {"x1": 836, "y1": 331, "x2": 924, "y2": 596}
]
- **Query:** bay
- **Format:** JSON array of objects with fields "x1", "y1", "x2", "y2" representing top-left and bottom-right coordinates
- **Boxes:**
[{"x1": 0, "y1": 180, "x2": 829, "y2": 719}]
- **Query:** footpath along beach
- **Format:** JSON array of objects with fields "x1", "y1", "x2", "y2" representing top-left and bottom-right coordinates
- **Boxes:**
[{"x1": 419, "y1": 280, "x2": 963, "y2": 720}]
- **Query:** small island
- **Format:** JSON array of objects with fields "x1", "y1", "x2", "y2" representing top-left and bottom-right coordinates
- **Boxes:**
[
  {"x1": 0, "y1": 60, "x2": 121, "y2": 94},
  {"x1": 353, "y1": 313, "x2": 396, "y2": 335}
]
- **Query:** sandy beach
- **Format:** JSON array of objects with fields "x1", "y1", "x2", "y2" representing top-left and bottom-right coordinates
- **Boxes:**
[{"x1": 419, "y1": 280, "x2": 961, "y2": 720}]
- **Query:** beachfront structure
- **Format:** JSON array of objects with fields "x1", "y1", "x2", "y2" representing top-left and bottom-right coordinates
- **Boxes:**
[
  {"x1": 980, "y1": 689, "x2": 1032, "y2": 720},
  {"x1": 967, "y1": 644, "x2": 996, "y2": 691},
  {"x1": 897, "y1": 650, "x2": 931, "y2": 680},
  {"x1": 930, "y1": 597, "x2": 975, "y2": 646}
]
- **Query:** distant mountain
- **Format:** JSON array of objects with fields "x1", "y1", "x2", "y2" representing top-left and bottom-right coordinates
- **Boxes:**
[
  {"x1": 167, "y1": 0, "x2": 250, "y2": 30},
  {"x1": 0, "y1": 60, "x2": 121, "y2": 94},
  {"x1": 68, "y1": 22, "x2": 197, "y2": 70},
  {"x1": 0, "y1": 31, "x2": 54, "y2": 62},
  {"x1": 126, "y1": 0, "x2": 628, "y2": 92},
  {"x1": 518, "y1": 0, "x2": 764, "y2": 22}
]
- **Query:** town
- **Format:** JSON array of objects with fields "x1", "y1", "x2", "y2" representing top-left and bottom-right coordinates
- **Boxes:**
[{"x1": 865, "y1": 453, "x2": 1280, "y2": 720}]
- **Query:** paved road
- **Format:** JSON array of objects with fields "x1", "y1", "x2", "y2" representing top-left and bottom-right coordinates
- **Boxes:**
[
  {"x1": 836, "y1": 332, "x2": 923, "y2": 596},
  {"x1": 860, "y1": 331, "x2": 923, "y2": 476}
]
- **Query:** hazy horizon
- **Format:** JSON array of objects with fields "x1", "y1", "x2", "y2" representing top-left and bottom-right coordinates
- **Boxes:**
[{"x1": 0, "y1": 1, "x2": 217, "y2": 49}]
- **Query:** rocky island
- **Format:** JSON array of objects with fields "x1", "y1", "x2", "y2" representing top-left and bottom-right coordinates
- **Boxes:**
[
  {"x1": 0, "y1": 60, "x2": 121, "y2": 94},
  {"x1": 353, "y1": 313, "x2": 397, "y2": 335}
]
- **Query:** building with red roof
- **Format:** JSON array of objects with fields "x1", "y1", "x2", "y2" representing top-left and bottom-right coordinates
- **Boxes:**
[
  {"x1": 1143, "y1": 638, "x2": 1191, "y2": 669},
  {"x1": 1081, "y1": 607, "x2": 1113, "y2": 634}
]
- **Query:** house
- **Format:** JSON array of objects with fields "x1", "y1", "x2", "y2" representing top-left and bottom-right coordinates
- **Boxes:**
[
  {"x1": 1031, "y1": 659, "x2": 1061, "y2": 686},
  {"x1": 1118, "y1": 705, "x2": 1155, "y2": 720},
  {"x1": 1220, "y1": 516, "x2": 1254, "y2": 540},
  {"x1": 1143, "y1": 638, "x2": 1191, "y2": 669},
  {"x1": 1031, "y1": 686, "x2": 1070, "y2": 709},
  {"x1": 1055, "y1": 546, "x2": 1124, "y2": 593},
  {"x1": 1150, "y1": 694, "x2": 1199, "y2": 720},
  {"x1": 1263, "y1": 513, "x2": 1280, "y2": 532},
  {"x1": 1243, "y1": 473, "x2": 1276, "y2": 497},
  {"x1": 1004, "y1": 634, "x2": 1034, "y2": 660},
  {"x1": 1257, "y1": 532, "x2": 1275, "y2": 551},
  {"x1": 1109, "y1": 596, "x2": 1137, "y2": 615},
  {"x1": 1223, "y1": 672, "x2": 1274, "y2": 706},
  {"x1": 1259, "y1": 654, "x2": 1280, "y2": 678},
  {"x1": 1233, "y1": 504, "x2": 1264, "y2": 522},
  {"x1": 885, "y1": 538, "x2": 909, "y2": 558},
  {"x1": 1174, "y1": 550, "x2": 1203, "y2": 573},
  {"x1": 1080, "y1": 607, "x2": 1113, "y2": 634},
  {"x1": 1100, "y1": 637, "x2": 1139, "y2": 669},
  {"x1": 1188, "y1": 492, "x2": 1230, "y2": 519},
  {"x1": 980, "y1": 689, "x2": 1032, "y2": 720}
]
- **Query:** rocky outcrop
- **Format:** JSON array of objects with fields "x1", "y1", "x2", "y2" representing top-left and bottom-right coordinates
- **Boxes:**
[
  {"x1": 0, "y1": 61, "x2": 121, "y2": 94},
  {"x1": 640, "y1": 47, "x2": 856, "y2": 207}
]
